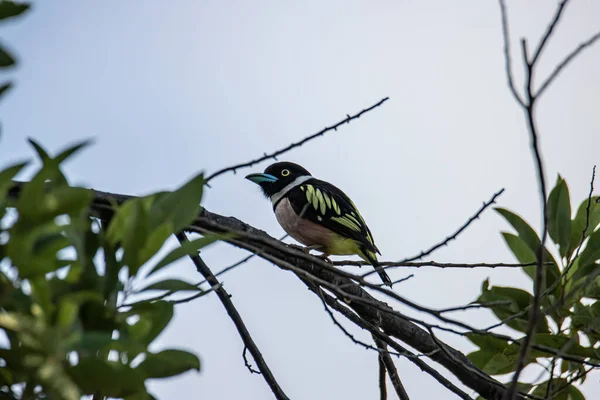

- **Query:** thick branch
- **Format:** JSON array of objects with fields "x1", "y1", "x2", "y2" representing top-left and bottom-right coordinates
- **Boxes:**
[{"x1": 22, "y1": 184, "x2": 524, "y2": 400}]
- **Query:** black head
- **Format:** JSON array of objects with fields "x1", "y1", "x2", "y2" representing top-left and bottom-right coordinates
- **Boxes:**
[{"x1": 245, "y1": 162, "x2": 312, "y2": 198}]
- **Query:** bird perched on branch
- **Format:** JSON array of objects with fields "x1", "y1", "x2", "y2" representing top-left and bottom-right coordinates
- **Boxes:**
[{"x1": 245, "y1": 162, "x2": 392, "y2": 287}]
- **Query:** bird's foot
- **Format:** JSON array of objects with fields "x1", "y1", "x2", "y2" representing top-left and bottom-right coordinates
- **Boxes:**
[{"x1": 315, "y1": 253, "x2": 333, "y2": 264}]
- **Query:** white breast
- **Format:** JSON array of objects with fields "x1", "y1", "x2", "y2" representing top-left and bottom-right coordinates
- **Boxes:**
[{"x1": 274, "y1": 198, "x2": 334, "y2": 247}]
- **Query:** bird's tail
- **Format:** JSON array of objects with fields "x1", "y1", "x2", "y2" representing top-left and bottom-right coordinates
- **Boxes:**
[{"x1": 360, "y1": 249, "x2": 393, "y2": 287}]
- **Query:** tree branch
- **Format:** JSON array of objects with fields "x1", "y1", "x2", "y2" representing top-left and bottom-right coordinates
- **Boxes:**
[
  {"x1": 205, "y1": 97, "x2": 389, "y2": 183},
  {"x1": 374, "y1": 336, "x2": 411, "y2": 400},
  {"x1": 175, "y1": 232, "x2": 289, "y2": 400}
]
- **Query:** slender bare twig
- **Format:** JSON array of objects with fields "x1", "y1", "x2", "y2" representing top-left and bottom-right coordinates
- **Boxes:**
[
  {"x1": 205, "y1": 97, "x2": 389, "y2": 182},
  {"x1": 315, "y1": 287, "x2": 473, "y2": 400},
  {"x1": 568, "y1": 165, "x2": 597, "y2": 266},
  {"x1": 243, "y1": 346, "x2": 261, "y2": 375},
  {"x1": 175, "y1": 232, "x2": 289, "y2": 400},
  {"x1": 378, "y1": 353, "x2": 387, "y2": 400},
  {"x1": 373, "y1": 188, "x2": 505, "y2": 269},
  {"x1": 505, "y1": 36, "x2": 549, "y2": 400},
  {"x1": 530, "y1": 0, "x2": 570, "y2": 66},
  {"x1": 374, "y1": 336, "x2": 410, "y2": 400},
  {"x1": 498, "y1": 0, "x2": 525, "y2": 106},
  {"x1": 437, "y1": 300, "x2": 512, "y2": 314},
  {"x1": 335, "y1": 260, "x2": 544, "y2": 269},
  {"x1": 537, "y1": 30, "x2": 600, "y2": 97}
]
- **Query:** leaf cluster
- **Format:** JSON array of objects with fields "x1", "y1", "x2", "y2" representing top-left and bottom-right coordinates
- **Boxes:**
[
  {"x1": 0, "y1": 140, "x2": 216, "y2": 400},
  {"x1": 468, "y1": 176, "x2": 600, "y2": 399}
]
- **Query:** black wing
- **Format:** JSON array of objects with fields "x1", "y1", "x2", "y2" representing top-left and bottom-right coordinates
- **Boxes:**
[{"x1": 285, "y1": 178, "x2": 380, "y2": 255}]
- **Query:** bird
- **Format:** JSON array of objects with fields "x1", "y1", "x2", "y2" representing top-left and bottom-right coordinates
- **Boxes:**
[{"x1": 245, "y1": 161, "x2": 392, "y2": 287}]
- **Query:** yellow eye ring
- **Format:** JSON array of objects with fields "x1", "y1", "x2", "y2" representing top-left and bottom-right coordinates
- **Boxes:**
[{"x1": 281, "y1": 169, "x2": 290, "y2": 177}]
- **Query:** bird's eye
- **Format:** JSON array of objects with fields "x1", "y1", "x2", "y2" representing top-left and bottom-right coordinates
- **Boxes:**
[{"x1": 281, "y1": 169, "x2": 290, "y2": 177}]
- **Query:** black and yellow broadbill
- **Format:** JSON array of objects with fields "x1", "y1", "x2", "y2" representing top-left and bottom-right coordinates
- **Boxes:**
[{"x1": 245, "y1": 162, "x2": 392, "y2": 287}]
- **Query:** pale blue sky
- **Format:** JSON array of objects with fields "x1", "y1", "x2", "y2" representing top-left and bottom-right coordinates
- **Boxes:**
[{"x1": 2, "y1": 1, "x2": 600, "y2": 399}]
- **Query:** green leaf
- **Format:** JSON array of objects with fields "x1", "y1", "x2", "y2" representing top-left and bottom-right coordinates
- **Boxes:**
[
  {"x1": 148, "y1": 234, "x2": 223, "y2": 276},
  {"x1": 501, "y1": 232, "x2": 536, "y2": 265},
  {"x1": 150, "y1": 173, "x2": 205, "y2": 233},
  {"x1": 0, "y1": 1, "x2": 30, "y2": 20},
  {"x1": 18, "y1": 183, "x2": 92, "y2": 223},
  {"x1": 477, "y1": 284, "x2": 548, "y2": 333},
  {"x1": 0, "y1": 45, "x2": 15, "y2": 67},
  {"x1": 55, "y1": 139, "x2": 93, "y2": 164},
  {"x1": 0, "y1": 81, "x2": 12, "y2": 100},
  {"x1": 68, "y1": 359, "x2": 146, "y2": 398},
  {"x1": 467, "y1": 350, "x2": 517, "y2": 375},
  {"x1": 495, "y1": 208, "x2": 541, "y2": 252},
  {"x1": 567, "y1": 385, "x2": 585, "y2": 400},
  {"x1": 501, "y1": 233, "x2": 561, "y2": 294},
  {"x1": 140, "y1": 279, "x2": 202, "y2": 292},
  {"x1": 534, "y1": 333, "x2": 600, "y2": 360},
  {"x1": 547, "y1": 175, "x2": 572, "y2": 258},
  {"x1": 0, "y1": 161, "x2": 28, "y2": 202},
  {"x1": 568, "y1": 196, "x2": 600, "y2": 259},
  {"x1": 577, "y1": 228, "x2": 600, "y2": 275},
  {"x1": 28, "y1": 137, "x2": 51, "y2": 162},
  {"x1": 136, "y1": 222, "x2": 172, "y2": 269},
  {"x1": 496, "y1": 208, "x2": 561, "y2": 287},
  {"x1": 465, "y1": 333, "x2": 509, "y2": 352},
  {"x1": 128, "y1": 301, "x2": 173, "y2": 346},
  {"x1": 137, "y1": 349, "x2": 200, "y2": 379},
  {"x1": 122, "y1": 199, "x2": 150, "y2": 275}
]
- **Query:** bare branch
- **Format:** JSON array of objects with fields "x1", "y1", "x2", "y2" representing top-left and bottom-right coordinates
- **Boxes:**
[
  {"x1": 437, "y1": 300, "x2": 512, "y2": 314},
  {"x1": 498, "y1": 0, "x2": 526, "y2": 106},
  {"x1": 175, "y1": 232, "x2": 289, "y2": 400},
  {"x1": 205, "y1": 97, "x2": 389, "y2": 182},
  {"x1": 537, "y1": 30, "x2": 600, "y2": 97},
  {"x1": 242, "y1": 346, "x2": 261, "y2": 375},
  {"x1": 374, "y1": 336, "x2": 411, "y2": 400},
  {"x1": 378, "y1": 353, "x2": 387, "y2": 400},
  {"x1": 530, "y1": 0, "x2": 570, "y2": 65},
  {"x1": 9, "y1": 182, "x2": 527, "y2": 399},
  {"x1": 506, "y1": 37, "x2": 549, "y2": 400},
  {"x1": 335, "y1": 260, "x2": 541, "y2": 269},
  {"x1": 390, "y1": 188, "x2": 505, "y2": 265},
  {"x1": 569, "y1": 164, "x2": 597, "y2": 265},
  {"x1": 314, "y1": 286, "x2": 473, "y2": 400}
]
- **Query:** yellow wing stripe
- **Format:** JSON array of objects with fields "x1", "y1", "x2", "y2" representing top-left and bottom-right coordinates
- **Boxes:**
[
  {"x1": 315, "y1": 189, "x2": 327, "y2": 214},
  {"x1": 323, "y1": 192, "x2": 332, "y2": 209},
  {"x1": 332, "y1": 216, "x2": 361, "y2": 232},
  {"x1": 331, "y1": 198, "x2": 341, "y2": 215}
]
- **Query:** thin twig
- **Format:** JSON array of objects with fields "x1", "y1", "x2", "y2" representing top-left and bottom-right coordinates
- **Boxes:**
[
  {"x1": 315, "y1": 286, "x2": 473, "y2": 400},
  {"x1": 175, "y1": 232, "x2": 289, "y2": 400},
  {"x1": 437, "y1": 300, "x2": 512, "y2": 314},
  {"x1": 335, "y1": 260, "x2": 543, "y2": 269},
  {"x1": 380, "y1": 189, "x2": 505, "y2": 268},
  {"x1": 530, "y1": 0, "x2": 570, "y2": 66},
  {"x1": 378, "y1": 353, "x2": 387, "y2": 400},
  {"x1": 205, "y1": 97, "x2": 389, "y2": 182},
  {"x1": 568, "y1": 165, "x2": 596, "y2": 265},
  {"x1": 374, "y1": 336, "x2": 411, "y2": 400},
  {"x1": 498, "y1": 0, "x2": 525, "y2": 106},
  {"x1": 243, "y1": 346, "x2": 261, "y2": 375},
  {"x1": 537, "y1": 30, "x2": 600, "y2": 97},
  {"x1": 505, "y1": 36, "x2": 549, "y2": 400}
]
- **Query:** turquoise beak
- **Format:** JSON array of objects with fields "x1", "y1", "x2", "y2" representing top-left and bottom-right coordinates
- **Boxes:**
[{"x1": 245, "y1": 173, "x2": 278, "y2": 184}]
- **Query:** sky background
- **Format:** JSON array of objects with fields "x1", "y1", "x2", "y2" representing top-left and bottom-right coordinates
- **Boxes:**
[{"x1": 2, "y1": 0, "x2": 600, "y2": 399}]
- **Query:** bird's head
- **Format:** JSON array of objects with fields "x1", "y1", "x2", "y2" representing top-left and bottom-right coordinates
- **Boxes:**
[{"x1": 245, "y1": 162, "x2": 312, "y2": 198}]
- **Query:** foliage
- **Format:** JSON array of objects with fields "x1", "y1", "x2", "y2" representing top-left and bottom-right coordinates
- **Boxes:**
[
  {"x1": 0, "y1": 1, "x2": 30, "y2": 103},
  {"x1": 468, "y1": 176, "x2": 600, "y2": 399},
  {"x1": 0, "y1": 139, "x2": 215, "y2": 400}
]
